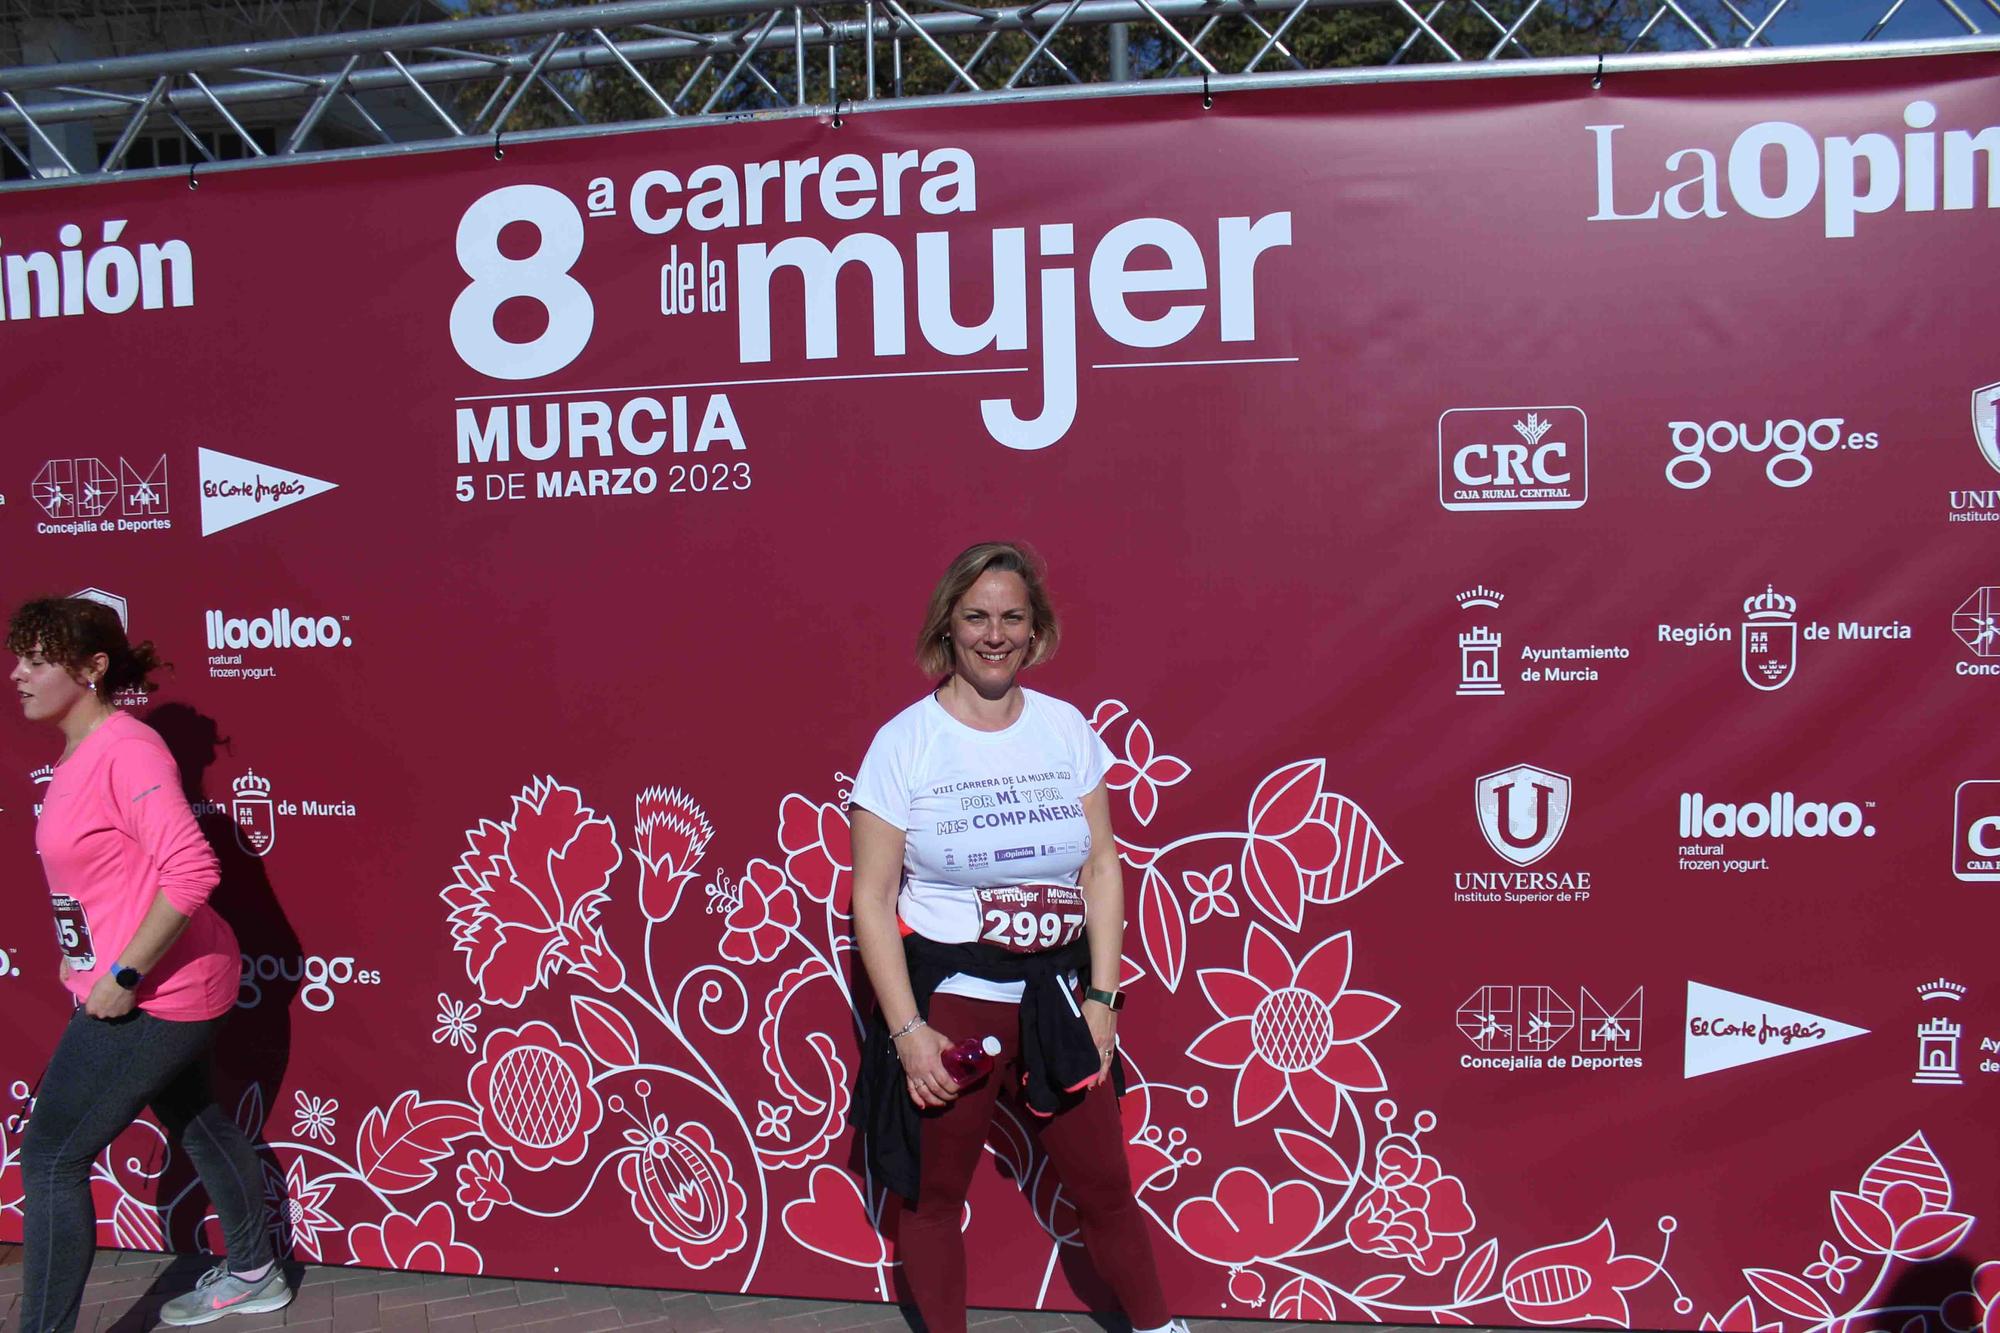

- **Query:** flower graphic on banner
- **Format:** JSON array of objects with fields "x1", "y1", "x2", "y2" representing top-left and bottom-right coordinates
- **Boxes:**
[
  {"x1": 272, "y1": 1157, "x2": 340, "y2": 1262},
  {"x1": 1106, "y1": 718, "x2": 1190, "y2": 826},
  {"x1": 635, "y1": 785, "x2": 713, "y2": 923},
  {"x1": 616, "y1": 1116, "x2": 749, "y2": 1268},
  {"x1": 1501, "y1": 1221, "x2": 1657, "y2": 1325},
  {"x1": 1802, "y1": 1240, "x2": 1861, "y2": 1293},
  {"x1": 777, "y1": 793, "x2": 852, "y2": 917},
  {"x1": 441, "y1": 778, "x2": 623, "y2": 1008},
  {"x1": 454, "y1": 1149, "x2": 512, "y2": 1222},
  {"x1": 1184, "y1": 866, "x2": 1239, "y2": 924},
  {"x1": 1171, "y1": 1167, "x2": 1324, "y2": 1264},
  {"x1": 468, "y1": 1021, "x2": 604, "y2": 1171},
  {"x1": 1239, "y1": 761, "x2": 1345, "y2": 930},
  {"x1": 714, "y1": 858, "x2": 799, "y2": 965},
  {"x1": 1188, "y1": 924, "x2": 1396, "y2": 1131},
  {"x1": 348, "y1": 1200, "x2": 483, "y2": 1273},
  {"x1": 433, "y1": 994, "x2": 480, "y2": 1054},
  {"x1": 1344, "y1": 1138, "x2": 1476, "y2": 1275},
  {"x1": 291, "y1": 1091, "x2": 338, "y2": 1145}
]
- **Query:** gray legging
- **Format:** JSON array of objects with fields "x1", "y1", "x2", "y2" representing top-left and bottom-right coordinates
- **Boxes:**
[{"x1": 18, "y1": 1008, "x2": 272, "y2": 1333}]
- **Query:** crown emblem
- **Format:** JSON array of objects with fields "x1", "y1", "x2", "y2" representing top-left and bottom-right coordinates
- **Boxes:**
[
  {"x1": 232, "y1": 770, "x2": 272, "y2": 797},
  {"x1": 1743, "y1": 585, "x2": 1797, "y2": 622},
  {"x1": 1456, "y1": 586, "x2": 1504, "y2": 610},
  {"x1": 1513, "y1": 413, "x2": 1553, "y2": 447},
  {"x1": 1916, "y1": 978, "x2": 1966, "y2": 1002},
  {"x1": 31, "y1": 764, "x2": 55, "y2": 785}
]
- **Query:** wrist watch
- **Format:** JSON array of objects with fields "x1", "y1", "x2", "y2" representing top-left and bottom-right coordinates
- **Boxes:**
[
  {"x1": 1083, "y1": 986, "x2": 1124, "y2": 1011},
  {"x1": 110, "y1": 961, "x2": 144, "y2": 991}
]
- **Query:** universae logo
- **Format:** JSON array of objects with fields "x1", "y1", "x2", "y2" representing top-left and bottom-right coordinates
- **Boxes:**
[{"x1": 1475, "y1": 764, "x2": 1571, "y2": 867}]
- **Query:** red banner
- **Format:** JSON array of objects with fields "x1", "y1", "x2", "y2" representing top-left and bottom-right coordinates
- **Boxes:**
[{"x1": 3, "y1": 49, "x2": 1997, "y2": 1327}]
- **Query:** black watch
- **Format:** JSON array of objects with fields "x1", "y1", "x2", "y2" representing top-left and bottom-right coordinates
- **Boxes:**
[
  {"x1": 1084, "y1": 986, "x2": 1124, "y2": 1011},
  {"x1": 111, "y1": 962, "x2": 144, "y2": 991}
]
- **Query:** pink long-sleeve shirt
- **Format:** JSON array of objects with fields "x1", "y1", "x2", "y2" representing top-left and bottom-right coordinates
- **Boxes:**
[{"x1": 36, "y1": 711, "x2": 238, "y2": 1020}]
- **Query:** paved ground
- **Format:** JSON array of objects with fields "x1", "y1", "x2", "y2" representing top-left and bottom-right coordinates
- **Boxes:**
[{"x1": 0, "y1": 1245, "x2": 1383, "y2": 1332}]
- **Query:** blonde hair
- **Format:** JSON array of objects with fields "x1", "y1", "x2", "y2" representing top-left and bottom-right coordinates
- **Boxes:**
[{"x1": 916, "y1": 541, "x2": 1061, "y2": 677}]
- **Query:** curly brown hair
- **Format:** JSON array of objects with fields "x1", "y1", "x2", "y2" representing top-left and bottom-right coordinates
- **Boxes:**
[{"x1": 7, "y1": 597, "x2": 166, "y2": 698}]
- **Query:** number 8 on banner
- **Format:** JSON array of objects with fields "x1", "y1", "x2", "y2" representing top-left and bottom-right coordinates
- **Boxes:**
[{"x1": 450, "y1": 184, "x2": 594, "y2": 380}]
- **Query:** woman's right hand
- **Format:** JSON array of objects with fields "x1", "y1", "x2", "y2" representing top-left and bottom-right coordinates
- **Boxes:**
[{"x1": 896, "y1": 1025, "x2": 960, "y2": 1108}]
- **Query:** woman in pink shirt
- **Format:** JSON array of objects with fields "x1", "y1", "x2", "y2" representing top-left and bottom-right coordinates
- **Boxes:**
[{"x1": 9, "y1": 597, "x2": 290, "y2": 1330}]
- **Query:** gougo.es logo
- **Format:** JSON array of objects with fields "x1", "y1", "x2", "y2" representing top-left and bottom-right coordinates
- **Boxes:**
[{"x1": 238, "y1": 953, "x2": 382, "y2": 1013}]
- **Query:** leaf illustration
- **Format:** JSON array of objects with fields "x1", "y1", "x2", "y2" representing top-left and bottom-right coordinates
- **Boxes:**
[
  {"x1": 357, "y1": 1091, "x2": 481, "y2": 1194},
  {"x1": 1743, "y1": 1268, "x2": 1835, "y2": 1321},
  {"x1": 1088, "y1": 699, "x2": 1129, "y2": 733},
  {"x1": 1241, "y1": 838, "x2": 1305, "y2": 932},
  {"x1": 570, "y1": 994, "x2": 641, "y2": 1068},
  {"x1": 1138, "y1": 865, "x2": 1187, "y2": 992},
  {"x1": 1860, "y1": 1132, "x2": 1951, "y2": 1213},
  {"x1": 1274, "y1": 1129, "x2": 1353, "y2": 1187},
  {"x1": 1830, "y1": 1190, "x2": 1895, "y2": 1255},
  {"x1": 1431, "y1": 1311, "x2": 1475, "y2": 1326},
  {"x1": 1891, "y1": 1211, "x2": 1973, "y2": 1262},
  {"x1": 1272, "y1": 1274, "x2": 1339, "y2": 1321},
  {"x1": 1354, "y1": 1274, "x2": 1406, "y2": 1301},
  {"x1": 1455, "y1": 1237, "x2": 1501, "y2": 1305},
  {"x1": 1248, "y1": 759, "x2": 1324, "y2": 840},
  {"x1": 234, "y1": 1083, "x2": 265, "y2": 1138},
  {"x1": 1316, "y1": 792, "x2": 1404, "y2": 904}
]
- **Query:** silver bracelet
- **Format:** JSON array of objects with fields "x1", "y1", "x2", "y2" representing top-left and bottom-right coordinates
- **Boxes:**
[{"x1": 889, "y1": 1015, "x2": 927, "y2": 1041}]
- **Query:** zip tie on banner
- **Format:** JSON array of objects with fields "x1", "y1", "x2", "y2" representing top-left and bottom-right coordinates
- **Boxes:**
[
  {"x1": 493, "y1": 130, "x2": 506, "y2": 160},
  {"x1": 1202, "y1": 70, "x2": 1213, "y2": 109},
  {"x1": 831, "y1": 95, "x2": 846, "y2": 129},
  {"x1": 188, "y1": 160, "x2": 199, "y2": 190},
  {"x1": 1592, "y1": 53, "x2": 1604, "y2": 89}
]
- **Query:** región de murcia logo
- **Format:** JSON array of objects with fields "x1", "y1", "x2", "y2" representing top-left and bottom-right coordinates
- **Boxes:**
[{"x1": 194, "y1": 769, "x2": 360, "y2": 859}]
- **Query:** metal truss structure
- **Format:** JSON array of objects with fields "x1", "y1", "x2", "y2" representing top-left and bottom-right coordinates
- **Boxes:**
[{"x1": 0, "y1": 0, "x2": 1995, "y2": 188}]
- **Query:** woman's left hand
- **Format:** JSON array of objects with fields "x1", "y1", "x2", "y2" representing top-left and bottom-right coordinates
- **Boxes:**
[
  {"x1": 1083, "y1": 998, "x2": 1118, "y2": 1089},
  {"x1": 83, "y1": 973, "x2": 136, "y2": 1020}
]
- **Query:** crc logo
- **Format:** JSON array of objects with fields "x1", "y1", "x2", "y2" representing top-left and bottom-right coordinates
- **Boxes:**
[
  {"x1": 205, "y1": 609, "x2": 352, "y2": 650},
  {"x1": 1475, "y1": 764, "x2": 1572, "y2": 867},
  {"x1": 1953, "y1": 781, "x2": 2000, "y2": 882},
  {"x1": 1665, "y1": 418, "x2": 1876, "y2": 489},
  {"x1": 237, "y1": 953, "x2": 383, "y2": 1013},
  {"x1": 1439, "y1": 408, "x2": 1587, "y2": 511}
]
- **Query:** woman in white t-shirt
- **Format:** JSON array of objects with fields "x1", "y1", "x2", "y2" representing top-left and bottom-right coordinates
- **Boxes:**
[{"x1": 848, "y1": 542, "x2": 1184, "y2": 1333}]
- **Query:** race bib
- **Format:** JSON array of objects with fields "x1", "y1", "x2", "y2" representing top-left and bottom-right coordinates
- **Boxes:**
[
  {"x1": 974, "y1": 882, "x2": 1086, "y2": 954},
  {"x1": 50, "y1": 894, "x2": 96, "y2": 970}
]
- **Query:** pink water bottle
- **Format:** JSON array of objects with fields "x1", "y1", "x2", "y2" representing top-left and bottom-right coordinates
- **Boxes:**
[{"x1": 942, "y1": 1035, "x2": 1002, "y2": 1086}]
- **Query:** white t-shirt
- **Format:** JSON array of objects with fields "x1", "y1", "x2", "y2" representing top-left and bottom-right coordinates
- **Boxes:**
[{"x1": 851, "y1": 688, "x2": 1113, "y2": 1002}]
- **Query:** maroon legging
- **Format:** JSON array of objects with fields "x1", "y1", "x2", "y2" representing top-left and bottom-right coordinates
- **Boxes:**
[{"x1": 897, "y1": 991, "x2": 1171, "y2": 1333}]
